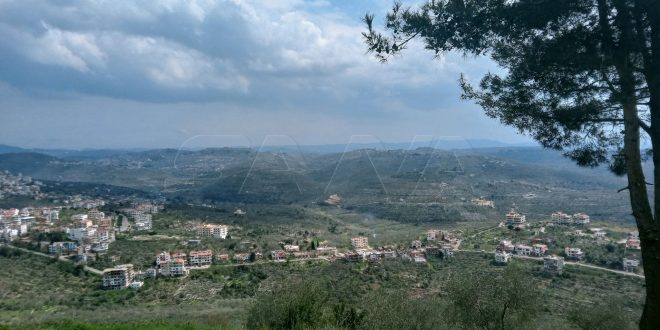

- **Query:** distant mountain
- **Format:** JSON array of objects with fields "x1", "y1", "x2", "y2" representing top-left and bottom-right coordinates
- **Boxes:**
[
  {"x1": 0, "y1": 144, "x2": 27, "y2": 154},
  {"x1": 0, "y1": 144, "x2": 147, "y2": 159},
  {"x1": 0, "y1": 139, "x2": 536, "y2": 158},
  {"x1": 0, "y1": 146, "x2": 633, "y2": 223},
  {"x1": 0, "y1": 152, "x2": 58, "y2": 174},
  {"x1": 259, "y1": 139, "x2": 537, "y2": 154}
]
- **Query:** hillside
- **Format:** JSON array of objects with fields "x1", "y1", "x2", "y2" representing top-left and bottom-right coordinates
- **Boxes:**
[{"x1": 0, "y1": 147, "x2": 634, "y2": 223}]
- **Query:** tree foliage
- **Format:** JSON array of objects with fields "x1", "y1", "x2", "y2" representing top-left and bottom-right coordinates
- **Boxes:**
[
  {"x1": 363, "y1": 1, "x2": 660, "y2": 327},
  {"x1": 246, "y1": 280, "x2": 329, "y2": 330},
  {"x1": 364, "y1": 0, "x2": 657, "y2": 171},
  {"x1": 446, "y1": 266, "x2": 541, "y2": 330}
]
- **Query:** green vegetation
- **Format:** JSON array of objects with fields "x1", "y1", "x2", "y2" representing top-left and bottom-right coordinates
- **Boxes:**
[
  {"x1": 363, "y1": 0, "x2": 660, "y2": 327},
  {"x1": 0, "y1": 243, "x2": 644, "y2": 329}
]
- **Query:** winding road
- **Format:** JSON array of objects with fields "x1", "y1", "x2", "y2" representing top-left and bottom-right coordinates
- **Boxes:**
[{"x1": 0, "y1": 243, "x2": 103, "y2": 275}]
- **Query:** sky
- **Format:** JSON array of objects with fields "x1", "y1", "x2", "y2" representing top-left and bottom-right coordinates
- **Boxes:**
[{"x1": 0, "y1": 0, "x2": 533, "y2": 149}]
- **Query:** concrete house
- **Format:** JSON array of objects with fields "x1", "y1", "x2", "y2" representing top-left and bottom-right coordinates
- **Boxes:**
[
  {"x1": 102, "y1": 264, "x2": 135, "y2": 290},
  {"x1": 564, "y1": 247, "x2": 584, "y2": 260},
  {"x1": 494, "y1": 251, "x2": 511, "y2": 264},
  {"x1": 543, "y1": 255, "x2": 565, "y2": 274},
  {"x1": 351, "y1": 236, "x2": 369, "y2": 250},
  {"x1": 189, "y1": 250, "x2": 213, "y2": 267}
]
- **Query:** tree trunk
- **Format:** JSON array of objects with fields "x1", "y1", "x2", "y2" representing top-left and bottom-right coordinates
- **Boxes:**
[
  {"x1": 640, "y1": 228, "x2": 660, "y2": 329},
  {"x1": 623, "y1": 98, "x2": 660, "y2": 329},
  {"x1": 610, "y1": 2, "x2": 659, "y2": 327}
]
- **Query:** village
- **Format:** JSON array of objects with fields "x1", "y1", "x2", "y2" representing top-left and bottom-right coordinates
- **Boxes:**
[
  {"x1": 0, "y1": 171, "x2": 45, "y2": 200},
  {"x1": 0, "y1": 193, "x2": 645, "y2": 291}
]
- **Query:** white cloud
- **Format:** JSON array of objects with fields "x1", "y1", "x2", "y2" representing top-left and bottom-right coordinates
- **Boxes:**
[
  {"x1": 112, "y1": 34, "x2": 249, "y2": 91},
  {"x1": 0, "y1": 21, "x2": 105, "y2": 72}
]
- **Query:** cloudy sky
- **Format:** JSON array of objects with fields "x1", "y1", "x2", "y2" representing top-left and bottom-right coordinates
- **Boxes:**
[{"x1": 0, "y1": 0, "x2": 531, "y2": 149}]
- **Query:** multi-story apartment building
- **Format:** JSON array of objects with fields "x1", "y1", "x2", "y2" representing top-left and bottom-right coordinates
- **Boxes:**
[
  {"x1": 351, "y1": 236, "x2": 369, "y2": 250},
  {"x1": 196, "y1": 224, "x2": 228, "y2": 239},
  {"x1": 102, "y1": 264, "x2": 135, "y2": 290},
  {"x1": 514, "y1": 244, "x2": 533, "y2": 256},
  {"x1": 551, "y1": 211, "x2": 572, "y2": 224},
  {"x1": 571, "y1": 213, "x2": 590, "y2": 225},
  {"x1": 160, "y1": 258, "x2": 188, "y2": 277},
  {"x1": 156, "y1": 251, "x2": 171, "y2": 267},
  {"x1": 189, "y1": 250, "x2": 213, "y2": 267},
  {"x1": 506, "y1": 209, "x2": 527, "y2": 228}
]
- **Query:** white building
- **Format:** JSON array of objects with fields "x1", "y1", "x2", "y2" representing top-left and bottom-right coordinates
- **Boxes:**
[
  {"x1": 284, "y1": 244, "x2": 300, "y2": 252},
  {"x1": 197, "y1": 224, "x2": 228, "y2": 239},
  {"x1": 494, "y1": 251, "x2": 511, "y2": 264},
  {"x1": 69, "y1": 227, "x2": 96, "y2": 242},
  {"x1": 315, "y1": 246, "x2": 337, "y2": 257},
  {"x1": 564, "y1": 247, "x2": 584, "y2": 260},
  {"x1": 590, "y1": 228, "x2": 607, "y2": 238}
]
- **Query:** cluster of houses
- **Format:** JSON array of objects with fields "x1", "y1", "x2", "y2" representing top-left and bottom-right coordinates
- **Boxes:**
[
  {"x1": 494, "y1": 235, "x2": 644, "y2": 273},
  {"x1": 338, "y1": 230, "x2": 460, "y2": 264},
  {"x1": 103, "y1": 249, "x2": 220, "y2": 289},
  {"x1": 503, "y1": 210, "x2": 592, "y2": 230},
  {"x1": 494, "y1": 238, "x2": 587, "y2": 273},
  {"x1": 69, "y1": 197, "x2": 106, "y2": 210},
  {"x1": 154, "y1": 250, "x2": 216, "y2": 277},
  {"x1": 100, "y1": 228, "x2": 463, "y2": 290},
  {"x1": 58, "y1": 210, "x2": 116, "y2": 257},
  {"x1": 119, "y1": 203, "x2": 163, "y2": 231},
  {"x1": 270, "y1": 243, "x2": 326, "y2": 262},
  {"x1": 0, "y1": 207, "x2": 58, "y2": 241},
  {"x1": 551, "y1": 211, "x2": 590, "y2": 225},
  {"x1": 0, "y1": 171, "x2": 44, "y2": 200},
  {"x1": 494, "y1": 240, "x2": 548, "y2": 260}
]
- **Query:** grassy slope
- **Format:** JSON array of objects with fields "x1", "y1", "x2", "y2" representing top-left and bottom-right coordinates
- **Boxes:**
[{"x1": 0, "y1": 243, "x2": 645, "y2": 329}]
